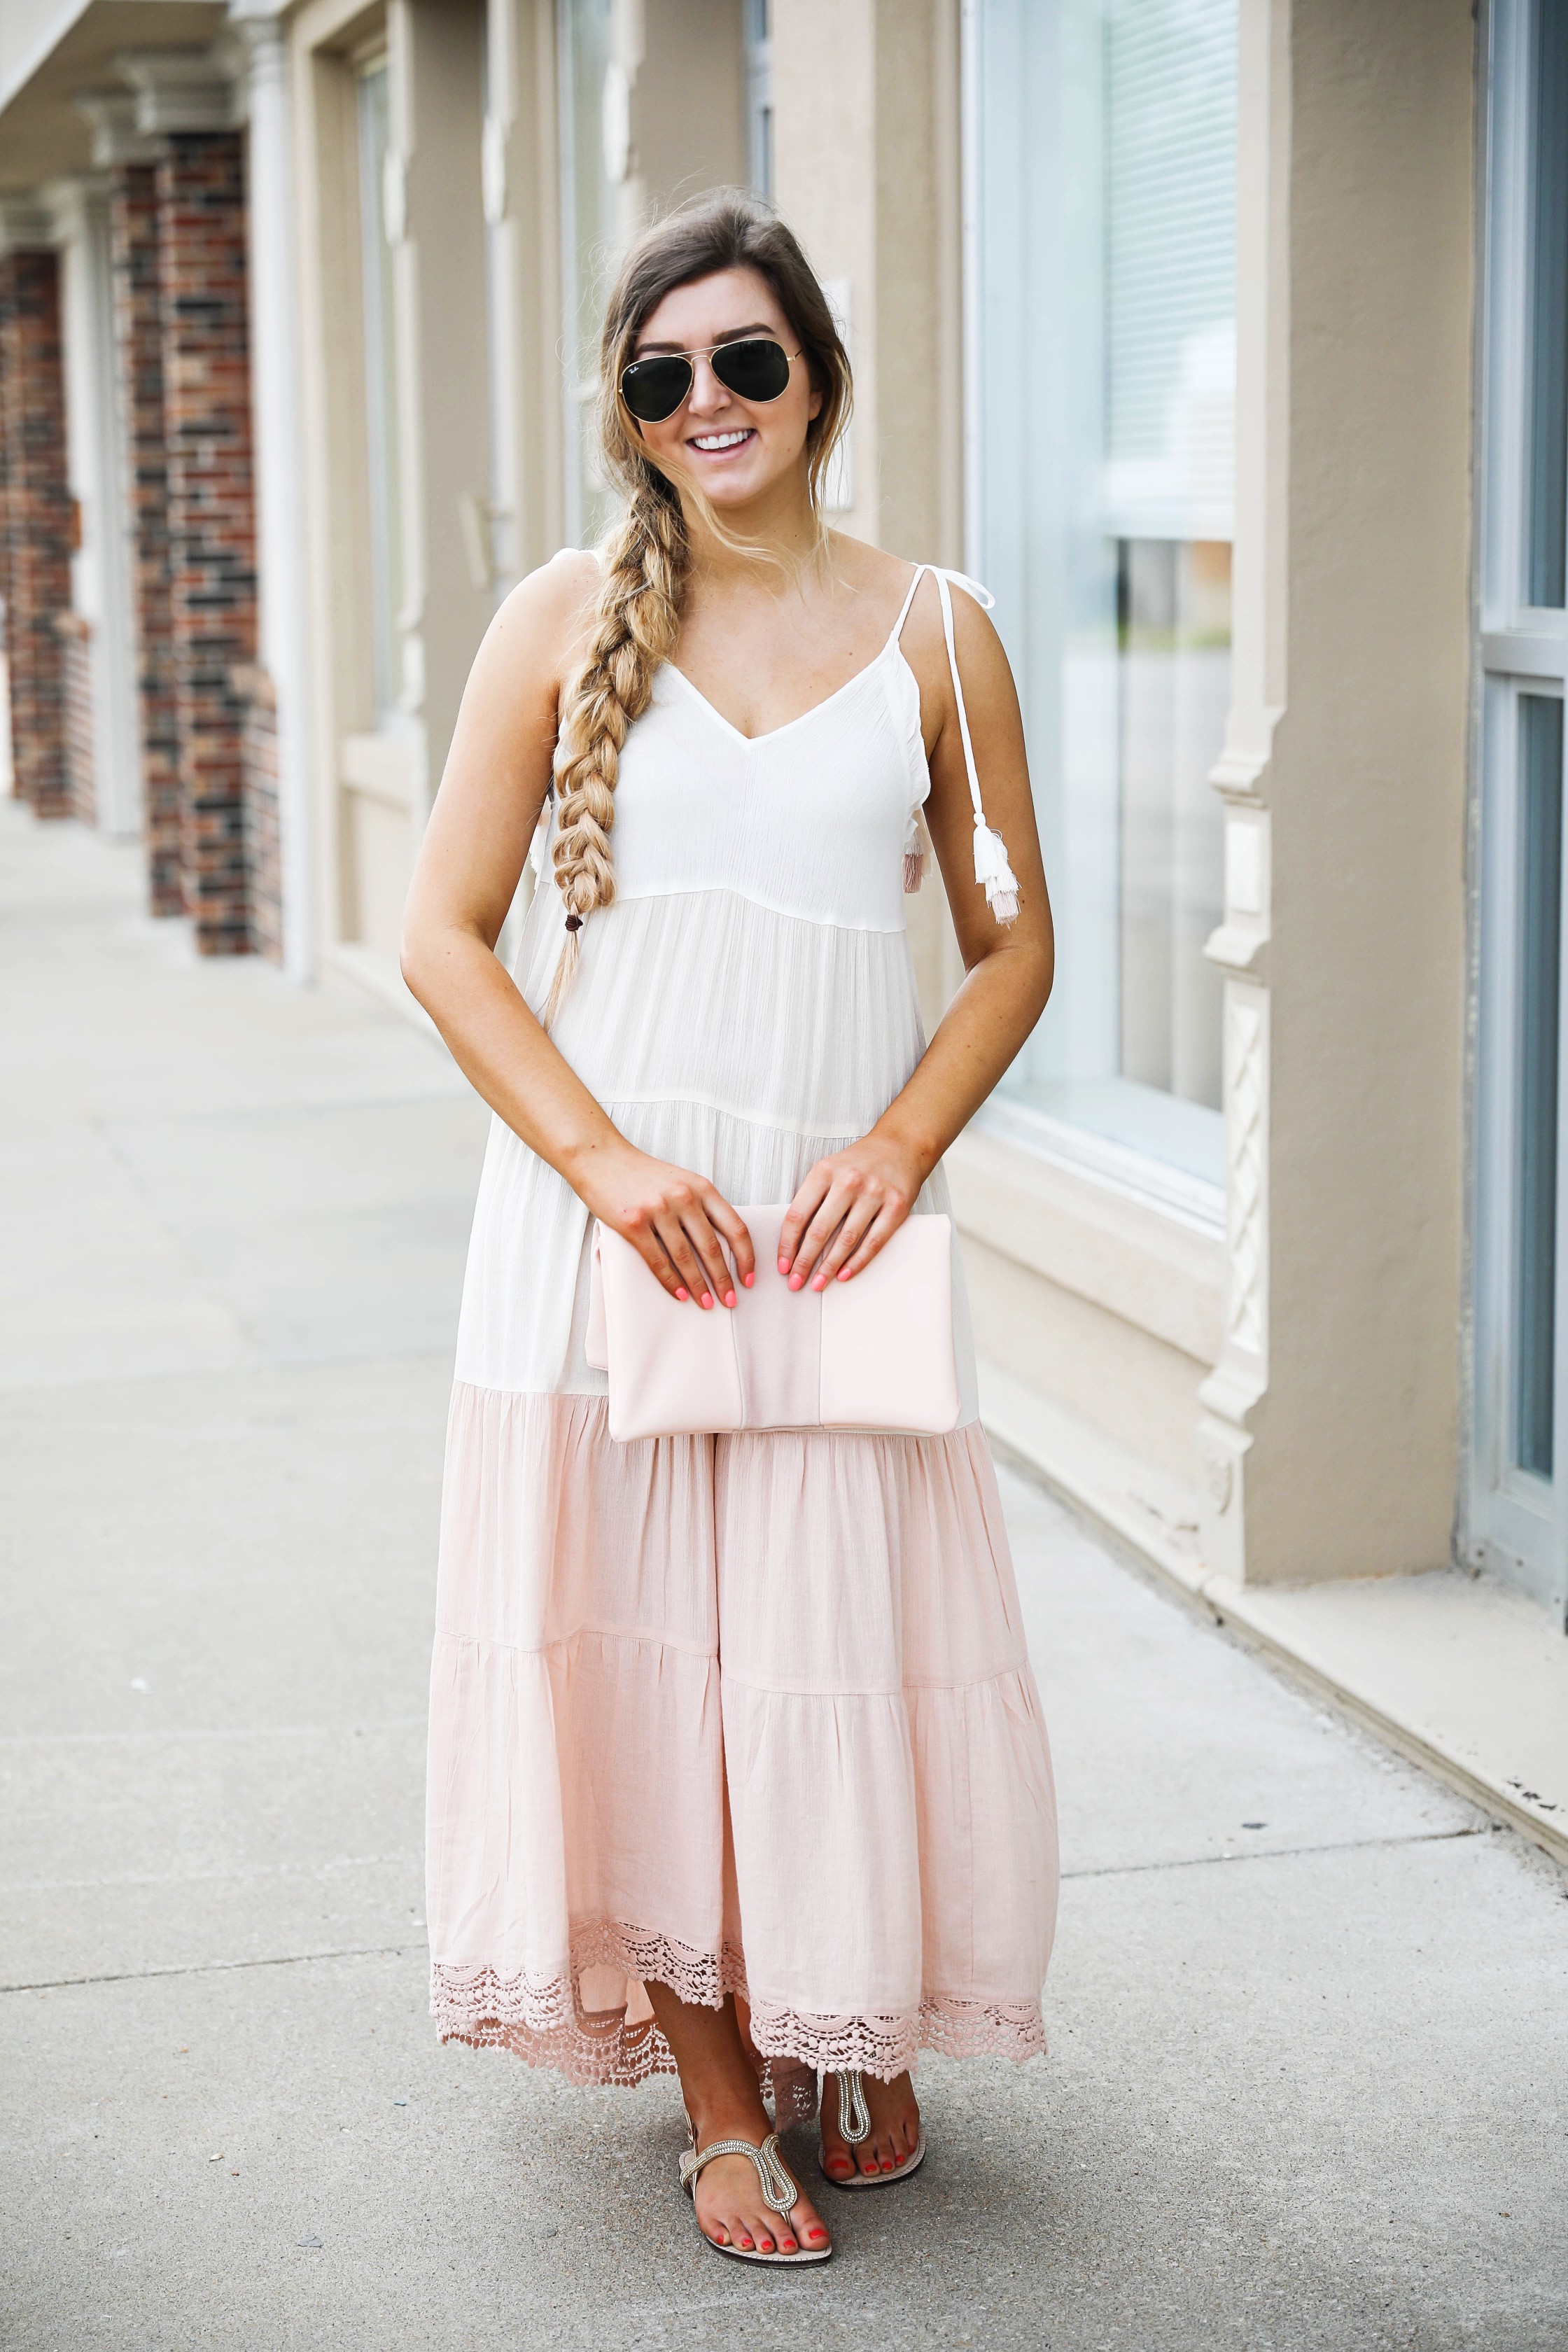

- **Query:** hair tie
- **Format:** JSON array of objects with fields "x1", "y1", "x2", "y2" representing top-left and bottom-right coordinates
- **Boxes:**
[{"x1": 564, "y1": 914, "x2": 583, "y2": 933}]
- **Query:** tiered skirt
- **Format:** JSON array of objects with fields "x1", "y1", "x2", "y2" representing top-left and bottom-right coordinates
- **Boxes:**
[{"x1": 426, "y1": 1387, "x2": 1058, "y2": 2092}]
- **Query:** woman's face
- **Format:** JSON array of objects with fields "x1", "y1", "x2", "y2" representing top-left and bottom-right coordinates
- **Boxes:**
[{"x1": 626, "y1": 265, "x2": 823, "y2": 513}]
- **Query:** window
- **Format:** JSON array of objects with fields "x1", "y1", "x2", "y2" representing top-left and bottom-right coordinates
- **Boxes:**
[
  {"x1": 1471, "y1": 0, "x2": 1568, "y2": 1618},
  {"x1": 965, "y1": 0, "x2": 1237, "y2": 1219},
  {"x1": 356, "y1": 56, "x2": 406, "y2": 721}
]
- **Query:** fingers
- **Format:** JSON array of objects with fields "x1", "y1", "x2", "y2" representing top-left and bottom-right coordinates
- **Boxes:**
[
  {"x1": 616, "y1": 1170, "x2": 749, "y2": 1308},
  {"x1": 678, "y1": 1205, "x2": 737, "y2": 1310},
  {"x1": 778, "y1": 1166, "x2": 831, "y2": 1280},
  {"x1": 783, "y1": 1177, "x2": 850, "y2": 1289},
  {"x1": 701, "y1": 1191, "x2": 755, "y2": 1294},
  {"x1": 652, "y1": 1206, "x2": 724, "y2": 1308},
  {"x1": 808, "y1": 1191, "x2": 883, "y2": 1287},
  {"x1": 623, "y1": 1217, "x2": 688, "y2": 1301},
  {"x1": 788, "y1": 1186, "x2": 853, "y2": 1289},
  {"x1": 779, "y1": 1159, "x2": 916, "y2": 1288},
  {"x1": 828, "y1": 1198, "x2": 909, "y2": 1282},
  {"x1": 791, "y1": 1177, "x2": 904, "y2": 1292}
]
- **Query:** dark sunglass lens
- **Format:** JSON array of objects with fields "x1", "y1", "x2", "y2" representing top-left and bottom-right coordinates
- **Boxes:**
[
  {"x1": 621, "y1": 356, "x2": 693, "y2": 422},
  {"x1": 711, "y1": 339, "x2": 791, "y2": 403}
]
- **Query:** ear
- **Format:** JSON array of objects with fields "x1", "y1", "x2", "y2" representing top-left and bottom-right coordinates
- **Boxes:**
[{"x1": 808, "y1": 385, "x2": 824, "y2": 422}]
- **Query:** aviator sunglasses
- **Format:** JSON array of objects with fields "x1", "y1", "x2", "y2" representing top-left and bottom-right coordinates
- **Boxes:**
[{"x1": 620, "y1": 335, "x2": 799, "y2": 425}]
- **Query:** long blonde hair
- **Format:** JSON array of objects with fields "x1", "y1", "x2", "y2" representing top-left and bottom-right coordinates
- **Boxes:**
[{"x1": 542, "y1": 190, "x2": 853, "y2": 1028}]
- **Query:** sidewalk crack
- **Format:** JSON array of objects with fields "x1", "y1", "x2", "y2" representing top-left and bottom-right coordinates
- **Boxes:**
[
  {"x1": 1060, "y1": 1823, "x2": 1485, "y2": 1882},
  {"x1": 2, "y1": 1942, "x2": 421, "y2": 1996}
]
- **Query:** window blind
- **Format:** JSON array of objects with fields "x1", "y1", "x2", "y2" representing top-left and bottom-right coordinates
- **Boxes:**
[{"x1": 1102, "y1": 0, "x2": 1238, "y2": 540}]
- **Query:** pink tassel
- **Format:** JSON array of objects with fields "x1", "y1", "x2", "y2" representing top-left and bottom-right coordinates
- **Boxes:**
[{"x1": 903, "y1": 811, "x2": 928, "y2": 895}]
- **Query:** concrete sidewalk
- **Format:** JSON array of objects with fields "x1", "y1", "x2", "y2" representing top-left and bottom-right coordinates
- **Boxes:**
[{"x1": 2, "y1": 799, "x2": 1565, "y2": 2352}]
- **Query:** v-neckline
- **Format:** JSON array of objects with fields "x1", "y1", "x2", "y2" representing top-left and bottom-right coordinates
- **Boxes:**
[{"x1": 664, "y1": 636, "x2": 902, "y2": 748}]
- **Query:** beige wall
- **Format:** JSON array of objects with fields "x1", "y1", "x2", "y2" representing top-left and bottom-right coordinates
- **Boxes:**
[
  {"x1": 773, "y1": 0, "x2": 965, "y2": 1027},
  {"x1": 631, "y1": 0, "x2": 747, "y2": 221},
  {"x1": 398, "y1": 0, "x2": 493, "y2": 807},
  {"x1": 773, "y1": 0, "x2": 961, "y2": 567},
  {"x1": 485, "y1": 0, "x2": 566, "y2": 586}
]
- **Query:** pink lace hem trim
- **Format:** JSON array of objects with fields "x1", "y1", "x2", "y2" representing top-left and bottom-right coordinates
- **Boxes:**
[{"x1": 429, "y1": 1920, "x2": 1046, "y2": 2094}]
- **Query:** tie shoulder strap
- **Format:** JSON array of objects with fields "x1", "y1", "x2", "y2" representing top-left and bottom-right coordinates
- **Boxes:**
[{"x1": 926, "y1": 568, "x2": 1019, "y2": 926}]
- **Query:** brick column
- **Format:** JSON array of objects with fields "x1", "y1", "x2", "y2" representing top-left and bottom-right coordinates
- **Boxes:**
[
  {"x1": 106, "y1": 160, "x2": 181, "y2": 912},
  {"x1": 158, "y1": 130, "x2": 257, "y2": 955},
  {"x1": 0, "y1": 237, "x2": 73, "y2": 818}
]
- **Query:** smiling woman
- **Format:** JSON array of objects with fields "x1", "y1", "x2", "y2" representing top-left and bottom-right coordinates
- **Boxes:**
[{"x1": 400, "y1": 190, "x2": 1059, "y2": 2273}]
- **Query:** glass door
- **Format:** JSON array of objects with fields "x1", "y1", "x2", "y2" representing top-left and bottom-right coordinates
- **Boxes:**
[{"x1": 1471, "y1": 0, "x2": 1568, "y2": 1620}]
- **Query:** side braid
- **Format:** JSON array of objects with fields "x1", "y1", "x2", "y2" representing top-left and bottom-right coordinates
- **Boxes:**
[{"x1": 541, "y1": 480, "x2": 689, "y2": 1029}]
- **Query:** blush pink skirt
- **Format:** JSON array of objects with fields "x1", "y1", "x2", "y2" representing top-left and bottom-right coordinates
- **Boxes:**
[{"x1": 426, "y1": 1385, "x2": 1058, "y2": 2097}]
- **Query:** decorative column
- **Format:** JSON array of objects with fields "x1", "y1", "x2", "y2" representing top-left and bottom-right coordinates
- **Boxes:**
[
  {"x1": 46, "y1": 172, "x2": 144, "y2": 841},
  {"x1": 1198, "y1": 0, "x2": 1471, "y2": 1586},
  {"x1": 84, "y1": 90, "x2": 184, "y2": 911},
  {"x1": 119, "y1": 52, "x2": 257, "y2": 955},
  {"x1": 0, "y1": 206, "x2": 73, "y2": 820}
]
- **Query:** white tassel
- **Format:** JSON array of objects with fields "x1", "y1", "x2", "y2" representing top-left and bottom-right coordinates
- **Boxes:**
[{"x1": 972, "y1": 822, "x2": 1020, "y2": 924}]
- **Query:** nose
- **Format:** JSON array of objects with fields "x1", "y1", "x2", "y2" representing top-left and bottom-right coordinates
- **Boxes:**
[{"x1": 685, "y1": 354, "x2": 731, "y2": 419}]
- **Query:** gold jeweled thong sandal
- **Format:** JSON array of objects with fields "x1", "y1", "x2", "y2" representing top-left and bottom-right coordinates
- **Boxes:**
[
  {"x1": 679, "y1": 2118, "x2": 832, "y2": 2266},
  {"x1": 818, "y1": 2069, "x2": 927, "y2": 2189}
]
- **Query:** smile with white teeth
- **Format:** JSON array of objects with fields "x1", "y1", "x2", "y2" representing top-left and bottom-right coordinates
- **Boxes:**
[{"x1": 689, "y1": 428, "x2": 755, "y2": 451}]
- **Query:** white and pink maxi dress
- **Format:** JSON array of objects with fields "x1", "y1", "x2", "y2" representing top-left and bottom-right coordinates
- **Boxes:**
[{"x1": 426, "y1": 567, "x2": 1059, "y2": 2107}]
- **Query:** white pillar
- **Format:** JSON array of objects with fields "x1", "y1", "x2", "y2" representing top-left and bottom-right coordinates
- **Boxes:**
[
  {"x1": 231, "y1": 0, "x2": 316, "y2": 982},
  {"x1": 43, "y1": 174, "x2": 141, "y2": 840}
]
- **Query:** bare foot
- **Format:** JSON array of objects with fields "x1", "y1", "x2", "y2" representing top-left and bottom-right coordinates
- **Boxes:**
[
  {"x1": 645, "y1": 1984, "x2": 830, "y2": 2258},
  {"x1": 819, "y1": 2070, "x2": 921, "y2": 2183},
  {"x1": 687, "y1": 2102, "x2": 829, "y2": 2257}
]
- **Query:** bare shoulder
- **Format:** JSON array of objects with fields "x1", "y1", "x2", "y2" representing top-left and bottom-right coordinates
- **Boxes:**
[
  {"x1": 892, "y1": 561, "x2": 1015, "y2": 724},
  {"x1": 483, "y1": 547, "x2": 600, "y2": 671},
  {"x1": 465, "y1": 545, "x2": 601, "y2": 691},
  {"x1": 821, "y1": 529, "x2": 913, "y2": 615}
]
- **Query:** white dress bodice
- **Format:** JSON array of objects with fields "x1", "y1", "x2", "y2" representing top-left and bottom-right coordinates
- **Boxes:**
[{"x1": 452, "y1": 578, "x2": 981, "y2": 1418}]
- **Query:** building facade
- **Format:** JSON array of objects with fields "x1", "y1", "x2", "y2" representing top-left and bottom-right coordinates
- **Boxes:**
[{"x1": 2, "y1": 1, "x2": 1564, "y2": 1834}]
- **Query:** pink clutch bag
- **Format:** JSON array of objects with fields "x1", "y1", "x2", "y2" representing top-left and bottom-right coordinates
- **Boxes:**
[{"x1": 585, "y1": 1204, "x2": 960, "y2": 1440}]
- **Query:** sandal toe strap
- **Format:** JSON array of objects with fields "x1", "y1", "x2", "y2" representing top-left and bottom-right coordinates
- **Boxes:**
[
  {"x1": 679, "y1": 2131, "x2": 800, "y2": 2216},
  {"x1": 836, "y1": 2070, "x2": 871, "y2": 2146}
]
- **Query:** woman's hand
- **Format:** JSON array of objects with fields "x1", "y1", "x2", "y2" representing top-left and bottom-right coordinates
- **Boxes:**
[
  {"x1": 777, "y1": 1132, "x2": 928, "y2": 1291},
  {"x1": 575, "y1": 1140, "x2": 755, "y2": 1308}
]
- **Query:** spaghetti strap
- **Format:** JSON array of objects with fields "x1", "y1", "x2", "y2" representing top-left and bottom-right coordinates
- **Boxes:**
[
  {"x1": 886, "y1": 562, "x2": 930, "y2": 648},
  {"x1": 905, "y1": 566, "x2": 1021, "y2": 926}
]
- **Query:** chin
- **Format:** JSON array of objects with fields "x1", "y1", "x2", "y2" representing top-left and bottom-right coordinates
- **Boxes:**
[{"x1": 696, "y1": 468, "x2": 771, "y2": 507}]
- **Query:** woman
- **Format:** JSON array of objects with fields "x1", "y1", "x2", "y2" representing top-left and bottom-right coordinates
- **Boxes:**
[{"x1": 402, "y1": 190, "x2": 1058, "y2": 2268}]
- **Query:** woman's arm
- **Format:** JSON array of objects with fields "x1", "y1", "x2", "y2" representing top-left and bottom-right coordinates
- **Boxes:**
[
  {"x1": 778, "y1": 577, "x2": 1054, "y2": 1288},
  {"x1": 400, "y1": 553, "x2": 755, "y2": 1307}
]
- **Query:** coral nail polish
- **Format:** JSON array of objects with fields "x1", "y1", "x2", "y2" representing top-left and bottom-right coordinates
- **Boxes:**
[
  {"x1": 724, "y1": 1290, "x2": 736, "y2": 1308},
  {"x1": 811, "y1": 1274, "x2": 826, "y2": 1292},
  {"x1": 788, "y1": 1273, "x2": 802, "y2": 1291},
  {"x1": 675, "y1": 1287, "x2": 688, "y2": 1301},
  {"x1": 777, "y1": 1256, "x2": 790, "y2": 1275},
  {"x1": 743, "y1": 1270, "x2": 755, "y2": 1287},
  {"x1": 838, "y1": 1268, "x2": 852, "y2": 1280},
  {"x1": 700, "y1": 1292, "x2": 713, "y2": 1309}
]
